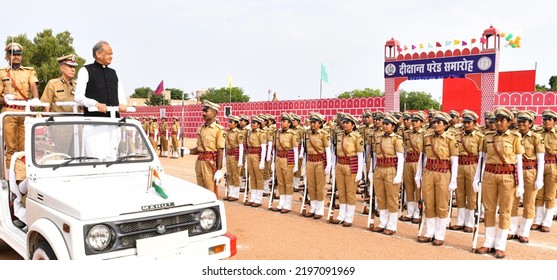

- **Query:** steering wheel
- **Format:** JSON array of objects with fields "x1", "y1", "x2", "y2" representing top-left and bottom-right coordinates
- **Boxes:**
[{"x1": 37, "y1": 153, "x2": 71, "y2": 164}]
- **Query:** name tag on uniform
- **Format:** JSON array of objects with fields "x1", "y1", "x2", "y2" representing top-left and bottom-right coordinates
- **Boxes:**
[
  {"x1": 56, "y1": 89, "x2": 64, "y2": 92},
  {"x1": 487, "y1": 141, "x2": 494, "y2": 144}
]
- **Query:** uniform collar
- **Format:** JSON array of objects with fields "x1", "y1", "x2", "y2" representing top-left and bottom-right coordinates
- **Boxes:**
[
  {"x1": 204, "y1": 121, "x2": 218, "y2": 128},
  {"x1": 521, "y1": 129, "x2": 533, "y2": 137}
]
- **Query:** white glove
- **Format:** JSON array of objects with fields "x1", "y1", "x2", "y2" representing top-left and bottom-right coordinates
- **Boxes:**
[
  {"x1": 535, "y1": 153, "x2": 545, "y2": 190},
  {"x1": 414, "y1": 175, "x2": 421, "y2": 189},
  {"x1": 516, "y1": 184, "x2": 525, "y2": 197},
  {"x1": 29, "y1": 98, "x2": 41, "y2": 105},
  {"x1": 293, "y1": 164, "x2": 298, "y2": 174},
  {"x1": 266, "y1": 142, "x2": 273, "y2": 161},
  {"x1": 260, "y1": 143, "x2": 267, "y2": 169},
  {"x1": 182, "y1": 147, "x2": 190, "y2": 155},
  {"x1": 472, "y1": 152, "x2": 484, "y2": 193},
  {"x1": 355, "y1": 171, "x2": 362, "y2": 182},
  {"x1": 516, "y1": 154, "x2": 524, "y2": 197},
  {"x1": 392, "y1": 152, "x2": 405, "y2": 185},
  {"x1": 355, "y1": 152, "x2": 364, "y2": 182},
  {"x1": 448, "y1": 156, "x2": 459, "y2": 191},
  {"x1": 214, "y1": 170, "x2": 224, "y2": 183},
  {"x1": 325, "y1": 147, "x2": 332, "y2": 175},
  {"x1": 3, "y1": 93, "x2": 14, "y2": 102},
  {"x1": 448, "y1": 180, "x2": 457, "y2": 191},
  {"x1": 237, "y1": 159, "x2": 243, "y2": 167}
]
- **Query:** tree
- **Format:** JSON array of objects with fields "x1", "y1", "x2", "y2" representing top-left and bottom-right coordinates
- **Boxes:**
[
  {"x1": 337, "y1": 88, "x2": 383, "y2": 98},
  {"x1": 549, "y1": 75, "x2": 557, "y2": 91},
  {"x1": 535, "y1": 84, "x2": 549, "y2": 92},
  {"x1": 145, "y1": 94, "x2": 170, "y2": 106},
  {"x1": 399, "y1": 90, "x2": 440, "y2": 110},
  {"x1": 201, "y1": 87, "x2": 250, "y2": 103},
  {"x1": 131, "y1": 87, "x2": 152, "y2": 98},
  {"x1": 167, "y1": 87, "x2": 190, "y2": 100},
  {"x1": 6, "y1": 29, "x2": 85, "y2": 95}
]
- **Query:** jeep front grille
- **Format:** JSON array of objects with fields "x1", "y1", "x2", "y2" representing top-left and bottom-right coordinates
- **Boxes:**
[
  {"x1": 83, "y1": 207, "x2": 222, "y2": 255},
  {"x1": 118, "y1": 213, "x2": 198, "y2": 247}
]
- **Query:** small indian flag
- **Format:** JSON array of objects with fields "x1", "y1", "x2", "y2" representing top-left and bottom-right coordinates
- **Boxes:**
[{"x1": 148, "y1": 167, "x2": 168, "y2": 199}]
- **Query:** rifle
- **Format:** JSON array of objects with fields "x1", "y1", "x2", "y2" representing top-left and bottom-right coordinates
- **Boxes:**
[
  {"x1": 399, "y1": 180, "x2": 406, "y2": 219},
  {"x1": 417, "y1": 154, "x2": 426, "y2": 238},
  {"x1": 366, "y1": 157, "x2": 375, "y2": 230},
  {"x1": 242, "y1": 132, "x2": 251, "y2": 204},
  {"x1": 267, "y1": 132, "x2": 278, "y2": 209},
  {"x1": 327, "y1": 134, "x2": 338, "y2": 222},
  {"x1": 447, "y1": 189, "x2": 455, "y2": 228},
  {"x1": 300, "y1": 136, "x2": 309, "y2": 215},
  {"x1": 472, "y1": 155, "x2": 484, "y2": 252}
]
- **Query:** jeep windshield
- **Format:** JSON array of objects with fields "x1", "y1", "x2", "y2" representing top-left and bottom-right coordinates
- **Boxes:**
[{"x1": 32, "y1": 121, "x2": 154, "y2": 168}]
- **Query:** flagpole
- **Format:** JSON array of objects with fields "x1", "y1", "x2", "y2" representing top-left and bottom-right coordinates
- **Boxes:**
[{"x1": 319, "y1": 78, "x2": 322, "y2": 99}]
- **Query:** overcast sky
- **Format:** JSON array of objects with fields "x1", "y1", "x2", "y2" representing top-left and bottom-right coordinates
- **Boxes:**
[{"x1": 3, "y1": 0, "x2": 555, "y2": 102}]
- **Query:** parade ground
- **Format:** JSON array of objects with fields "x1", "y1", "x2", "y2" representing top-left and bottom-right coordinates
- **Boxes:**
[{"x1": 1, "y1": 138, "x2": 557, "y2": 260}]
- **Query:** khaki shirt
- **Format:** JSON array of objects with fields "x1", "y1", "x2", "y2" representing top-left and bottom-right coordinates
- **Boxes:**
[
  {"x1": 423, "y1": 131, "x2": 459, "y2": 160},
  {"x1": 149, "y1": 122, "x2": 158, "y2": 137},
  {"x1": 456, "y1": 129, "x2": 484, "y2": 156},
  {"x1": 172, "y1": 122, "x2": 180, "y2": 135},
  {"x1": 337, "y1": 131, "x2": 364, "y2": 157},
  {"x1": 160, "y1": 122, "x2": 168, "y2": 138},
  {"x1": 521, "y1": 130, "x2": 545, "y2": 160},
  {"x1": 294, "y1": 125, "x2": 305, "y2": 147},
  {"x1": 248, "y1": 128, "x2": 267, "y2": 148},
  {"x1": 0, "y1": 66, "x2": 38, "y2": 97},
  {"x1": 226, "y1": 127, "x2": 243, "y2": 149},
  {"x1": 196, "y1": 121, "x2": 225, "y2": 152},
  {"x1": 481, "y1": 130, "x2": 525, "y2": 164},
  {"x1": 358, "y1": 124, "x2": 374, "y2": 147},
  {"x1": 306, "y1": 129, "x2": 330, "y2": 155},
  {"x1": 277, "y1": 128, "x2": 299, "y2": 150},
  {"x1": 40, "y1": 77, "x2": 75, "y2": 112},
  {"x1": 404, "y1": 128, "x2": 425, "y2": 154},
  {"x1": 375, "y1": 132, "x2": 404, "y2": 159},
  {"x1": 541, "y1": 127, "x2": 557, "y2": 155}
]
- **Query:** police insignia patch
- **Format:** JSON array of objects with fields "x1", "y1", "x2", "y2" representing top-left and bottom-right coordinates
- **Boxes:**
[
  {"x1": 223, "y1": 133, "x2": 227, "y2": 139},
  {"x1": 455, "y1": 142, "x2": 459, "y2": 148},
  {"x1": 541, "y1": 138, "x2": 545, "y2": 144},
  {"x1": 521, "y1": 139, "x2": 524, "y2": 145},
  {"x1": 359, "y1": 140, "x2": 364, "y2": 146},
  {"x1": 239, "y1": 134, "x2": 244, "y2": 140}
]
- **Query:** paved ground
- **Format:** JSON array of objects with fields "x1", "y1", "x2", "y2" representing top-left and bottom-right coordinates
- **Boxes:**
[{"x1": 2, "y1": 138, "x2": 557, "y2": 260}]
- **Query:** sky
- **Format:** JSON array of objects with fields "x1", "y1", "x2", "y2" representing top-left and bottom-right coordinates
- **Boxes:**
[{"x1": 3, "y1": 0, "x2": 555, "y2": 103}]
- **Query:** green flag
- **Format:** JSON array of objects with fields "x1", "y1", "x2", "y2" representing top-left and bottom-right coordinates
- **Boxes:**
[{"x1": 321, "y1": 63, "x2": 328, "y2": 83}]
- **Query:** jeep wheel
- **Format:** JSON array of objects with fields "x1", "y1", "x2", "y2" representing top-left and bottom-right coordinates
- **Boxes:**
[{"x1": 32, "y1": 242, "x2": 57, "y2": 260}]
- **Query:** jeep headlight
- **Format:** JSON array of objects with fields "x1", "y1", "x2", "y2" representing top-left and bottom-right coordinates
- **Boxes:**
[
  {"x1": 199, "y1": 209, "x2": 217, "y2": 231},
  {"x1": 86, "y1": 225, "x2": 113, "y2": 251}
]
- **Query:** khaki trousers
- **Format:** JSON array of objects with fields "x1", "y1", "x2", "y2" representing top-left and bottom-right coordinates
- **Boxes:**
[
  {"x1": 482, "y1": 172, "x2": 516, "y2": 229},
  {"x1": 335, "y1": 164, "x2": 357, "y2": 205},
  {"x1": 306, "y1": 160, "x2": 326, "y2": 201},
  {"x1": 374, "y1": 166, "x2": 400, "y2": 213},
  {"x1": 456, "y1": 163, "x2": 478, "y2": 210},
  {"x1": 422, "y1": 169, "x2": 450, "y2": 219}
]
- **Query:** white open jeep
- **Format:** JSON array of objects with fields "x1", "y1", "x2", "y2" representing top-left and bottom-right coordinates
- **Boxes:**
[{"x1": 0, "y1": 107, "x2": 236, "y2": 260}]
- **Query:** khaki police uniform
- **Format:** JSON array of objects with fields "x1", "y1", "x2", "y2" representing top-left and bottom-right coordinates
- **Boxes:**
[
  {"x1": 418, "y1": 112, "x2": 459, "y2": 244},
  {"x1": 271, "y1": 123, "x2": 299, "y2": 212},
  {"x1": 477, "y1": 107, "x2": 525, "y2": 257},
  {"x1": 245, "y1": 122, "x2": 267, "y2": 206},
  {"x1": 224, "y1": 122, "x2": 244, "y2": 200},
  {"x1": 534, "y1": 115, "x2": 557, "y2": 231},
  {"x1": 1, "y1": 64, "x2": 39, "y2": 167},
  {"x1": 171, "y1": 118, "x2": 180, "y2": 158},
  {"x1": 332, "y1": 114, "x2": 364, "y2": 226},
  {"x1": 402, "y1": 116, "x2": 425, "y2": 223},
  {"x1": 293, "y1": 118, "x2": 305, "y2": 189},
  {"x1": 195, "y1": 121, "x2": 225, "y2": 193},
  {"x1": 304, "y1": 118, "x2": 330, "y2": 218},
  {"x1": 452, "y1": 125, "x2": 483, "y2": 231},
  {"x1": 40, "y1": 77, "x2": 76, "y2": 112},
  {"x1": 372, "y1": 116, "x2": 404, "y2": 234},
  {"x1": 509, "y1": 122, "x2": 544, "y2": 240},
  {"x1": 160, "y1": 118, "x2": 169, "y2": 157},
  {"x1": 148, "y1": 118, "x2": 159, "y2": 150}
]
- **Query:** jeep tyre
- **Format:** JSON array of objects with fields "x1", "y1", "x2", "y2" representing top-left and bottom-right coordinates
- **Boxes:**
[{"x1": 32, "y1": 242, "x2": 57, "y2": 260}]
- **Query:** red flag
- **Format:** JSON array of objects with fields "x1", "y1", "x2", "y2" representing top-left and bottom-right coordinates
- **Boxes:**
[
  {"x1": 436, "y1": 42, "x2": 442, "y2": 47},
  {"x1": 154, "y1": 80, "x2": 164, "y2": 95}
]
